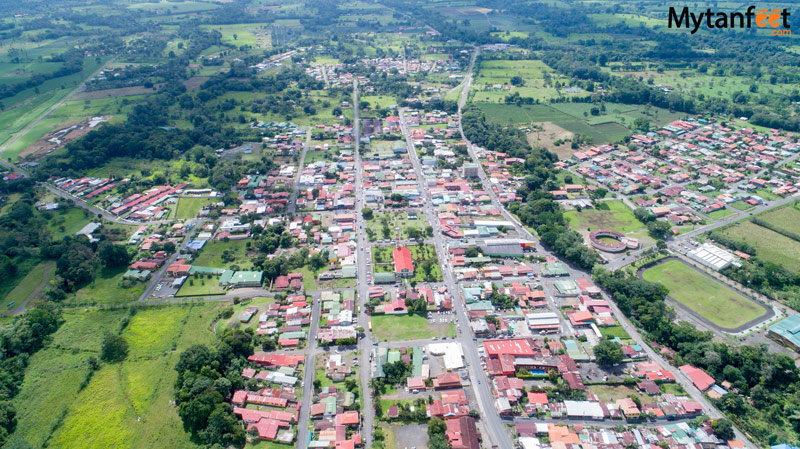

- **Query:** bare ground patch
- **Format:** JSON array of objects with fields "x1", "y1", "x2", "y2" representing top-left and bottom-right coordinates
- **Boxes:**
[
  {"x1": 183, "y1": 76, "x2": 209, "y2": 91},
  {"x1": 19, "y1": 117, "x2": 111, "y2": 160},
  {"x1": 72, "y1": 84, "x2": 161, "y2": 100},
  {"x1": 527, "y1": 121, "x2": 575, "y2": 159}
]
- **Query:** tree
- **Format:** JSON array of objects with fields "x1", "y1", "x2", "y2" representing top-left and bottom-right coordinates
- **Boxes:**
[
  {"x1": 510, "y1": 76, "x2": 525, "y2": 86},
  {"x1": 362, "y1": 207, "x2": 373, "y2": 220},
  {"x1": 633, "y1": 207, "x2": 654, "y2": 223},
  {"x1": 711, "y1": 418, "x2": 735, "y2": 441},
  {"x1": 100, "y1": 334, "x2": 129, "y2": 363},
  {"x1": 593, "y1": 339, "x2": 623, "y2": 366},
  {"x1": 646, "y1": 220, "x2": 671, "y2": 239},
  {"x1": 97, "y1": 241, "x2": 130, "y2": 268},
  {"x1": 199, "y1": 404, "x2": 245, "y2": 447},
  {"x1": 633, "y1": 117, "x2": 650, "y2": 131}
]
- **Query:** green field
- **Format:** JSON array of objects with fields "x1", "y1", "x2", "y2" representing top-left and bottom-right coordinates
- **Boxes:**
[
  {"x1": 1, "y1": 261, "x2": 54, "y2": 310},
  {"x1": 69, "y1": 266, "x2": 146, "y2": 305},
  {"x1": 719, "y1": 221, "x2": 800, "y2": 273},
  {"x1": 371, "y1": 314, "x2": 454, "y2": 341},
  {"x1": 642, "y1": 259, "x2": 766, "y2": 329},
  {"x1": 476, "y1": 102, "x2": 683, "y2": 145},
  {"x1": 173, "y1": 197, "x2": 215, "y2": 220},
  {"x1": 175, "y1": 275, "x2": 226, "y2": 297},
  {"x1": 755, "y1": 204, "x2": 800, "y2": 235},
  {"x1": 0, "y1": 57, "x2": 108, "y2": 159},
  {"x1": 191, "y1": 239, "x2": 253, "y2": 269},
  {"x1": 14, "y1": 304, "x2": 219, "y2": 449},
  {"x1": 46, "y1": 207, "x2": 93, "y2": 240},
  {"x1": 564, "y1": 200, "x2": 644, "y2": 234}
]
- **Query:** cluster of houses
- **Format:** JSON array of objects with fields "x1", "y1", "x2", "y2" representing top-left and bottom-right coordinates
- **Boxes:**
[
  {"x1": 317, "y1": 290, "x2": 358, "y2": 345},
  {"x1": 514, "y1": 421, "x2": 748, "y2": 449},
  {"x1": 565, "y1": 118, "x2": 800, "y2": 224},
  {"x1": 231, "y1": 353, "x2": 305, "y2": 443}
]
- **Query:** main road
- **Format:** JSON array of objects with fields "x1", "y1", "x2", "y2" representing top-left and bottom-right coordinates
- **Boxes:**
[
  {"x1": 352, "y1": 79, "x2": 377, "y2": 448},
  {"x1": 399, "y1": 108, "x2": 514, "y2": 449},
  {"x1": 296, "y1": 291, "x2": 322, "y2": 449},
  {"x1": 451, "y1": 46, "x2": 758, "y2": 449}
]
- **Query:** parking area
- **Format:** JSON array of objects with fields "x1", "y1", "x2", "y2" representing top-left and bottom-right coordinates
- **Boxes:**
[
  {"x1": 393, "y1": 423, "x2": 429, "y2": 449},
  {"x1": 150, "y1": 278, "x2": 180, "y2": 299}
]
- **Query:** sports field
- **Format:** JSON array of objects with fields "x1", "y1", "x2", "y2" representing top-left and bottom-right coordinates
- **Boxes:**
[{"x1": 642, "y1": 259, "x2": 766, "y2": 329}]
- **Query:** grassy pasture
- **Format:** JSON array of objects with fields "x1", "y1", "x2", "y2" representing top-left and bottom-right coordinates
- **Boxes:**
[
  {"x1": 1, "y1": 261, "x2": 54, "y2": 310},
  {"x1": 642, "y1": 259, "x2": 766, "y2": 329},
  {"x1": 564, "y1": 200, "x2": 644, "y2": 234},
  {"x1": 755, "y1": 203, "x2": 800, "y2": 234},
  {"x1": 719, "y1": 221, "x2": 800, "y2": 273},
  {"x1": 16, "y1": 304, "x2": 218, "y2": 449},
  {"x1": 0, "y1": 57, "x2": 108, "y2": 157}
]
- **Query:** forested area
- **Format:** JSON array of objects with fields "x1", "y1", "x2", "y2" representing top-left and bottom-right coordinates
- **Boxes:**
[
  {"x1": 174, "y1": 330, "x2": 255, "y2": 448},
  {"x1": 593, "y1": 266, "x2": 800, "y2": 444}
]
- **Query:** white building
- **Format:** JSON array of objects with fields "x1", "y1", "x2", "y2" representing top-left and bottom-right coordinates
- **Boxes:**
[{"x1": 687, "y1": 243, "x2": 740, "y2": 271}]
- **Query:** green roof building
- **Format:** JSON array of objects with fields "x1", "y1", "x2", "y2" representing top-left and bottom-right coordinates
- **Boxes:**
[
  {"x1": 374, "y1": 272, "x2": 396, "y2": 284},
  {"x1": 219, "y1": 270, "x2": 263, "y2": 288},
  {"x1": 769, "y1": 315, "x2": 800, "y2": 351},
  {"x1": 542, "y1": 262, "x2": 569, "y2": 277}
]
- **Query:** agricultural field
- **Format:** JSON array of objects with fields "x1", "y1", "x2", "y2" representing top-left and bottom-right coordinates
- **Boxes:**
[
  {"x1": 371, "y1": 314, "x2": 455, "y2": 341},
  {"x1": 477, "y1": 102, "x2": 682, "y2": 146},
  {"x1": 0, "y1": 57, "x2": 109, "y2": 159},
  {"x1": 642, "y1": 259, "x2": 766, "y2": 329}
]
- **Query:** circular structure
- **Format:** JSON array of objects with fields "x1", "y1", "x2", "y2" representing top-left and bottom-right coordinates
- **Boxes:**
[{"x1": 589, "y1": 229, "x2": 639, "y2": 253}]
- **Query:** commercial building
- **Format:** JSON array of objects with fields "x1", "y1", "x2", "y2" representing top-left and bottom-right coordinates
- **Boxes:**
[
  {"x1": 220, "y1": 270, "x2": 263, "y2": 288},
  {"x1": 768, "y1": 315, "x2": 800, "y2": 351},
  {"x1": 687, "y1": 243, "x2": 740, "y2": 271},
  {"x1": 526, "y1": 312, "x2": 560, "y2": 333},
  {"x1": 479, "y1": 238, "x2": 534, "y2": 257}
]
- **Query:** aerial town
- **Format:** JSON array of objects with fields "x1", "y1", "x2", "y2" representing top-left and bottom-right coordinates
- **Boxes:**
[{"x1": 1, "y1": 1, "x2": 800, "y2": 449}]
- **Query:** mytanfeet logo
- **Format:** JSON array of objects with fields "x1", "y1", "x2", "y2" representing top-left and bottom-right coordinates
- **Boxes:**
[{"x1": 668, "y1": 5, "x2": 791, "y2": 36}]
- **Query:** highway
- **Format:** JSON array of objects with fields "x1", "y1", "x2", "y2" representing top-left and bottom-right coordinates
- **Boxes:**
[{"x1": 399, "y1": 108, "x2": 514, "y2": 449}]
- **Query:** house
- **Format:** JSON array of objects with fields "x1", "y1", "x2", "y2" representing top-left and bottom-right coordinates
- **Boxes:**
[
  {"x1": 433, "y1": 372, "x2": 462, "y2": 389},
  {"x1": 445, "y1": 416, "x2": 480, "y2": 449}
]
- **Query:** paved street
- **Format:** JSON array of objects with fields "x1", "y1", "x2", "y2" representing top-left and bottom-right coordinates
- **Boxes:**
[
  {"x1": 399, "y1": 107, "x2": 514, "y2": 449},
  {"x1": 352, "y1": 79, "x2": 377, "y2": 448},
  {"x1": 296, "y1": 291, "x2": 322, "y2": 449}
]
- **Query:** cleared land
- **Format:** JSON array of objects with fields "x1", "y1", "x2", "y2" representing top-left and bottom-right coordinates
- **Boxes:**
[
  {"x1": 642, "y1": 259, "x2": 766, "y2": 329},
  {"x1": 371, "y1": 314, "x2": 455, "y2": 341},
  {"x1": 564, "y1": 200, "x2": 643, "y2": 234},
  {"x1": 719, "y1": 221, "x2": 800, "y2": 273},
  {"x1": 477, "y1": 102, "x2": 683, "y2": 145}
]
